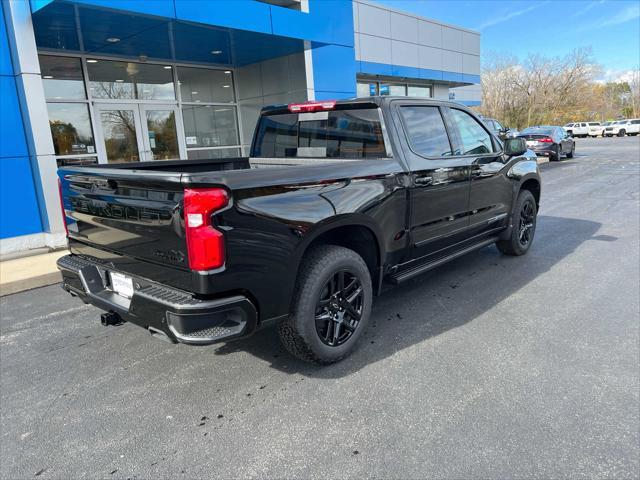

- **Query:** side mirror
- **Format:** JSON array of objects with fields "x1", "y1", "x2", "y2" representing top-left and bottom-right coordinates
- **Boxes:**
[{"x1": 504, "y1": 137, "x2": 527, "y2": 157}]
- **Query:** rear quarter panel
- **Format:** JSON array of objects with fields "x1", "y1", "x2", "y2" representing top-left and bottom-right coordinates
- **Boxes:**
[{"x1": 185, "y1": 159, "x2": 408, "y2": 321}]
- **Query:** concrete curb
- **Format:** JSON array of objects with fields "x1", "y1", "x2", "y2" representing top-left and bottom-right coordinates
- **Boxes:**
[
  {"x1": 0, "y1": 272, "x2": 62, "y2": 297},
  {"x1": 0, "y1": 251, "x2": 66, "y2": 297}
]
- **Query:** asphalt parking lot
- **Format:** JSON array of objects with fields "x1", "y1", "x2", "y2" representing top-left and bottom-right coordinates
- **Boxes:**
[{"x1": 1, "y1": 136, "x2": 639, "y2": 479}]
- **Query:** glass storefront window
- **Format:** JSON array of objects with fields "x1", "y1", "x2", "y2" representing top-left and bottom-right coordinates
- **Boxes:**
[
  {"x1": 182, "y1": 106, "x2": 239, "y2": 148},
  {"x1": 47, "y1": 103, "x2": 95, "y2": 155},
  {"x1": 87, "y1": 60, "x2": 175, "y2": 100},
  {"x1": 178, "y1": 67, "x2": 235, "y2": 103},
  {"x1": 357, "y1": 82, "x2": 376, "y2": 97},
  {"x1": 186, "y1": 147, "x2": 241, "y2": 160},
  {"x1": 39, "y1": 55, "x2": 86, "y2": 100},
  {"x1": 145, "y1": 110, "x2": 179, "y2": 160},
  {"x1": 388, "y1": 84, "x2": 406, "y2": 96},
  {"x1": 408, "y1": 85, "x2": 431, "y2": 98},
  {"x1": 357, "y1": 79, "x2": 433, "y2": 99},
  {"x1": 56, "y1": 157, "x2": 98, "y2": 167}
]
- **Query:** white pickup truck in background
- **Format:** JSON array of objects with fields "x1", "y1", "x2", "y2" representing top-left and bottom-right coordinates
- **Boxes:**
[{"x1": 564, "y1": 122, "x2": 601, "y2": 137}]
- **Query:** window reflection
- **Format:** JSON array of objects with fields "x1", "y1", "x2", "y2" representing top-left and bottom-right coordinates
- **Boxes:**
[
  {"x1": 145, "y1": 110, "x2": 179, "y2": 160},
  {"x1": 182, "y1": 106, "x2": 239, "y2": 148},
  {"x1": 87, "y1": 60, "x2": 175, "y2": 100},
  {"x1": 178, "y1": 67, "x2": 235, "y2": 103},
  {"x1": 186, "y1": 147, "x2": 241, "y2": 160},
  {"x1": 99, "y1": 109, "x2": 140, "y2": 163},
  {"x1": 408, "y1": 85, "x2": 431, "y2": 98},
  {"x1": 47, "y1": 103, "x2": 95, "y2": 155},
  {"x1": 39, "y1": 55, "x2": 86, "y2": 100}
]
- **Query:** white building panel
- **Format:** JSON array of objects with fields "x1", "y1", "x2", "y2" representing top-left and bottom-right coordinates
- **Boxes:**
[{"x1": 390, "y1": 12, "x2": 418, "y2": 44}]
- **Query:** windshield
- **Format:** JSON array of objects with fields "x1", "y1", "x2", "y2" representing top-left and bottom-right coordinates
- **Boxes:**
[
  {"x1": 252, "y1": 108, "x2": 387, "y2": 159},
  {"x1": 521, "y1": 127, "x2": 555, "y2": 135}
]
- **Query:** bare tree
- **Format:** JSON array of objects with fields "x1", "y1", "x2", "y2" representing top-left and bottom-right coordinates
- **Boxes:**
[{"x1": 480, "y1": 48, "x2": 601, "y2": 128}]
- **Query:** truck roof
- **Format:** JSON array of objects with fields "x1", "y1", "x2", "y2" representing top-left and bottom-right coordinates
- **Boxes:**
[{"x1": 260, "y1": 96, "x2": 470, "y2": 115}]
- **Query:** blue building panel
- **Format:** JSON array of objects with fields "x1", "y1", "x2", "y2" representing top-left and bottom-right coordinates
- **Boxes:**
[
  {"x1": 272, "y1": 0, "x2": 354, "y2": 47},
  {"x1": 0, "y1": 157, "x2": 44, "y2": 239},
  {"x1": 0, "y1": 3, "x2": 12, "y2": 77},
  {"x1": 311, "y1": 43, "x2": 357, "y2": 100},
  {"x1": 175, "y1": 0, "x2": 272, "y2": 35},
  {"x1": 0, "y1": 76, "x2": 29, "y2": 159}
]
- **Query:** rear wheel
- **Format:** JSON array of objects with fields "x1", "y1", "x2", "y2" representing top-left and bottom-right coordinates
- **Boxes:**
[
  {"x1": 496, "y1": 190, "x2": 537, "y2": 256},
  {"x1": 550, "y1": 144, "x2": 562, "y2": 161},
  {"x1": 278, "y1": 245, "x2": 372, "y2": 364}
]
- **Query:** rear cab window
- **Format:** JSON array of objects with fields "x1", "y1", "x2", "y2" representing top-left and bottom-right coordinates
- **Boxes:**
[
  {"x1": 399, "y1": 106, "x2": 453, "y2": 157},
  {"x1": 252, "y1": 107, "x2": 388, "y2": 159}
]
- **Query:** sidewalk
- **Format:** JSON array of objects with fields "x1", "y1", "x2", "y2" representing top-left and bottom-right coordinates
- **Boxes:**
[{"x1": 0, "y1": 250, "x2": 67, "y2": 297}]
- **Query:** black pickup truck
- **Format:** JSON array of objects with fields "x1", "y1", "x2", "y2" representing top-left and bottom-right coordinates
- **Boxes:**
[{"x1": 57, "y1": 97, "x2": 540, "y2": 364}]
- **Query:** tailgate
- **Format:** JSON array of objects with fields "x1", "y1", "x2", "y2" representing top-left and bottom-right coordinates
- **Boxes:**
[{"x1": 59, "y1": 167, "x2": 190, "y2": 278}]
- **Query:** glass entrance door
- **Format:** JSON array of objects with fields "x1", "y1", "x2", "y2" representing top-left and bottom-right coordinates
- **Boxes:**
[
  {"x1": 95, "y1": 104, "x2": 182, "y2": 163},
  {"x1": 95, "y1": 105, "x2": 144, "y2": 163},
  {"x1": 140, "y1": 105, "x2": 180, "y2": 161}
]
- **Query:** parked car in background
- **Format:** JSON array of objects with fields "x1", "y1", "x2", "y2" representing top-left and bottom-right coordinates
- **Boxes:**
[
  {"x1": 564, "y1": 122, "x2": 600, "y2": 138},
  {"x1": 586, "y1": 122, "x2": 602, "y2": 137},
  {"x1": 519, "y1": 126, "x2": 575, "y2": 161},
  {"x1": 604, "y1": 120, "x2": 629, "y2": 137},
  {"x1": 600, "y1": 121, "x2": 615, "y2": 136},
  {"x1": 482, "y1": 117, "x2": 516, "y2": 141},
  {"x1": 613, "y1": 119, "x2": 640, "y2": 136}
]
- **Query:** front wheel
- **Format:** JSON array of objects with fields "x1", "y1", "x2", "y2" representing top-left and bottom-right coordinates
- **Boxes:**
[
  {"x1": 496, "y1": 190, "x2": 537, "y2": 256},
  {"x1": 278, "y1": 245, "x2": 372, "y2": 364},
  {"x1": 566, "y1": 143, "x2": 575, "y2": 158}
]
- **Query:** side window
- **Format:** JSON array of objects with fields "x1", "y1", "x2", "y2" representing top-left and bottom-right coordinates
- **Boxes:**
[
  {"x1": 581, "y1": 123, "x2": 587, "y2": 127},
  {"x1": 449, "y1": 109, "x2": 494, "y2": 155},
  {"x1": 400, "y1": 106, "x2": 453, "y2": 157},
  {"x1": 494, "y1": 120, "x2": 504, "y2": 131}
]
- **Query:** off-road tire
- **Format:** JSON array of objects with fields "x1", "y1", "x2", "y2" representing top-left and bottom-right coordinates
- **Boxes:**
[
  {"x1": 278, "y1": 245, "x2": 372, "y2": 364},
  {"x1": 496, "y1": 189, "x2": 537, "y2": 256}
]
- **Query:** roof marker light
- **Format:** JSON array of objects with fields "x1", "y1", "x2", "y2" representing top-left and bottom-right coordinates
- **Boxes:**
[{"x1": 288, "y1": 100, "x2": 336, "y2": 113}]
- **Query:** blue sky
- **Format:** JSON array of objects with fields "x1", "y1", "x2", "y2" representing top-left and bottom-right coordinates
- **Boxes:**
[{"x1": 376, "y1": 0, "x2": 640, "y2": 81}]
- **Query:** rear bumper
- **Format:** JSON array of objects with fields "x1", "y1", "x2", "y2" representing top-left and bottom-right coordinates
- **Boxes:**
[
  {"x1": 57, "y1": 254, "x2": 258, "y2": 345},
  {"x1": 528, "y1": 144, "x2": 555, "y2": 155}
]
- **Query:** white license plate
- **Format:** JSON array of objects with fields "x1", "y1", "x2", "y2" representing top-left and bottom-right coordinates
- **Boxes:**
[
  {"x1": 526, "y1": 141, "x2": 538, "y2": 147},
  {"x1": 110, "y1": 272, "x2": 134, "y2": 299}
]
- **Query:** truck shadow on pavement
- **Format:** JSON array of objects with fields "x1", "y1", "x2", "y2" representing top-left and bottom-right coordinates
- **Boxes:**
[{"x1": 214, "y1": 216, "x2": 605, "y2": 378}]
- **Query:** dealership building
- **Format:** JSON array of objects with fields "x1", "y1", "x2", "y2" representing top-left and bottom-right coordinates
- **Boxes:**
[{"x1": 0, "y1": 0, "x2": 481, "y2": 255}]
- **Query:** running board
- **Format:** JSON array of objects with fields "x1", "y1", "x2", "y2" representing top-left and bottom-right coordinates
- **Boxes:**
[{"x1": 389, "y1": 237, "x2": 499, "y2": 284}]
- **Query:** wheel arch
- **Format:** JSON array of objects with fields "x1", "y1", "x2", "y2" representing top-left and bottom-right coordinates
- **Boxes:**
[
  {"x1": 520, "y1": 177, "x2": 541, "y2": 209},
  {"x1": 293, "y1": 215, "x2": 385, "y2": 292}
]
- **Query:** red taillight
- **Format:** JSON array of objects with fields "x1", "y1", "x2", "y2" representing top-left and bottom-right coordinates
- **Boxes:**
[
  {"x1": 288, "y1": 100, "x2": 336, "y2": 113},
  {"x1": 539, "y1": 137, "x2": 553, "y2": 143},
  {"x1": 58, "y1": 178, "x2": 69, "y2": 237},
  {"x1": 183, "y1": 188, "x2": 229, "y2": 271}
]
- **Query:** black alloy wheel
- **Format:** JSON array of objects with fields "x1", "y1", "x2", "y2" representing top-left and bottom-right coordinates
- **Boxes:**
[
  {"x1": 518, "y1": 198, "x2": 536, "y2": 248},
  {"x1": 315, "y1": 270, "x2": 364, "y2": 347}
]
